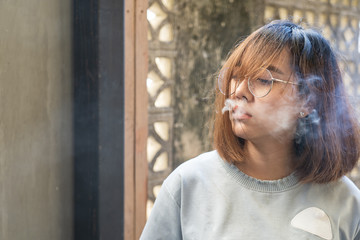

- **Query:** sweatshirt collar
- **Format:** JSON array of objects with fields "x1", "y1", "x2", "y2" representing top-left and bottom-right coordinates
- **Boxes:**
[{"x1": 217, "y1": 152, "x2": 300, "y2": 192}]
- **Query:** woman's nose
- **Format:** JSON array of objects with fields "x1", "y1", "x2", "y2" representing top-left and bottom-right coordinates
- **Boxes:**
[{"x1": 233, "y1": 78, "x2": 253, "y2": 101}]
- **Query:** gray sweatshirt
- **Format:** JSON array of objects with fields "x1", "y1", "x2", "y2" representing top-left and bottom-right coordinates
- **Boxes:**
[{"x1": 140, "y1": 151, "x2": 360, "y2": 240}]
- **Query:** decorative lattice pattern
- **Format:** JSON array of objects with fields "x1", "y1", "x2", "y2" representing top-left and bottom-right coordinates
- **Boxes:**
[
  {"x1": 146, "y1": 0, "x2": 176, "y2": 218},
  {"x1": 265, "y1": 0, "x2": 360, "y2": 186}
]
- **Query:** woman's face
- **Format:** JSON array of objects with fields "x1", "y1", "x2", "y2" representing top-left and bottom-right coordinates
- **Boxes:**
[{"x1": 228, "y1": 49, "x2": 303, "y2": 143}]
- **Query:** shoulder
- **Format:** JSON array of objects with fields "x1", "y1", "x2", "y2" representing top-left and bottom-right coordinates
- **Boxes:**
[
  {"x1": 335, "y1": 176, "x2": 360, "y2": 201},
  {"x1": 176, "y1": 150, "x2": 220, "y2": 173},
  {"x1": 315, "y1": 176, "x2": 360, "y2": 223},
  {"x1": 161, "y1": 150, "x2": 222, "y2": 199},
  {"x1": 165, "y1": 150, "x2": 221, "y2": 185},
  {"x1": 308, "y1": 176, "x2": 360, "y2": 201},
  {"x1": 312, "y1": 176, "x2": 360, "y2": 209},
  {"x1": 332, "y1": 177, "x2": 360, "y2": 237}
]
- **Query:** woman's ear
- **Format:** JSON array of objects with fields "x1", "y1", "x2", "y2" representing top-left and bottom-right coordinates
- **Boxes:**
[
  {"x1": 298, "y1": 109, "x2": 311, "y2": 118},
  {"x1": 298, "y1": 102, "x2": 313, "y2": 119},
  {"x1": 298, "y1": 96, "x2": 314, "y2": 119}
]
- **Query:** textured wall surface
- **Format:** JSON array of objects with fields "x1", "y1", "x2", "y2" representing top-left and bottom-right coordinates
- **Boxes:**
[
  {"x1": 173, "y1": 0, "x2": 264, "y2": 166},
  {"x1": 0, "y1": 1, "x2": 73, "y2": 239}
]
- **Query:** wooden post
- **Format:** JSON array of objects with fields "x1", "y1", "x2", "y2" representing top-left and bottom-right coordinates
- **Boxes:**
[
  {"x1": 135, "y1": 0, "x2": 149, "y2": 238},
  {"x1": 124, "y1": 0, "x2": 148, "y2": 239}
]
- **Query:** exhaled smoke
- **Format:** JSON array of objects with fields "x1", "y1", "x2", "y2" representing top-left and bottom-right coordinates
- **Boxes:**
[
  {"x1": 221, "y1": 92, "x2": 321, "y2": 142},
  {"x1": 222, "y1": 99, "x2": 245, "y2": 114},
  {"x1": 220, "y1": 70, "x2": 360, "y2": 147}
]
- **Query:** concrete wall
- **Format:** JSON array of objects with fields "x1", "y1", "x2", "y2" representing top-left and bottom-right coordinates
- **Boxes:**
[
  {"x1": 0, "y1": 1, "x2": 73, "y2": 239},
  {"x1": 173, "y1": 0, "x2": 265, "y2": 166}
]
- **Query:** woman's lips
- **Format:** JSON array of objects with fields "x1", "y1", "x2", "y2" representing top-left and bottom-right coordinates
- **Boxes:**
[
  {"x1": 222, "y1": 99, "x2": 252, "y2": 120},
  {"x1": 231, "y1": 107, "x2": 252, "y2": 120},
  {"x1": 233, "y1": 112, "x2": 252, "y2": 120}
]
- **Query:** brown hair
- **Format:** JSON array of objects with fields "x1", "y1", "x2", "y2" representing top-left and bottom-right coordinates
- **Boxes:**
[{"x1": 213, "y1": 20, "x2": 360, "y2": 183}]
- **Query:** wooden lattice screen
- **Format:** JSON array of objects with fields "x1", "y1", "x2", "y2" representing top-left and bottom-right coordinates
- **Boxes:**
[{"x1": 146, "y1": 0, "x2": 175, "y2": 218}]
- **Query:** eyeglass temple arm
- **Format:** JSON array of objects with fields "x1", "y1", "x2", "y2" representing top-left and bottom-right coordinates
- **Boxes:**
[{"x1": 272, "y1": 78, "x2": 300, "y2": 85}]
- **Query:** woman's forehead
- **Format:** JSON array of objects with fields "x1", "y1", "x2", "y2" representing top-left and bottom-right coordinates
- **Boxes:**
[
  {"x1": 232, "y1": 55, "x2": 292, "y2": 77},
  {"x1": 268, "y1": 49, "x2": 293, "y2": 75}
]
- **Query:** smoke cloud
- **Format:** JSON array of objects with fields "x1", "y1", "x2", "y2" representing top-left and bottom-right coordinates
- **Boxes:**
[{"x1": 221, "y1": 88, "x2": 317, "y2": 142}]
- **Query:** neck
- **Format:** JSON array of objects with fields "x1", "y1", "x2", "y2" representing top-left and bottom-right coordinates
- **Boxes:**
[{"x1": 236, "y1": 138, "x2": 296, "y2": 180}]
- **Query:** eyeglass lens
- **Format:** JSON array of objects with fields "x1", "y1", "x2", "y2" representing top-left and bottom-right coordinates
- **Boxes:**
[
  {"x1": 248, "y1": 69, "x2": 273, "y2": 98},
  {"x1": 218, "y1": 68, "x2": 274, "y2": 98}
]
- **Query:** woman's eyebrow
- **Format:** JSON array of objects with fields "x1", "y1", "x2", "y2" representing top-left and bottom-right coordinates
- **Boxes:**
[{"x1": 267, "y1": 65, "x2": 284, "y2": 75}]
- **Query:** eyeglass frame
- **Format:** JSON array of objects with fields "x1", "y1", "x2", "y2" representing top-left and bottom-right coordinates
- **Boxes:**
[{"x1": 224, "y1": 68, "x2": 300, "y2": 98}]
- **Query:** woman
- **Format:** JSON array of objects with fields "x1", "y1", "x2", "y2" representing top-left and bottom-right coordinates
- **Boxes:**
[{"x1": 140, "y1": 20, "x2": 360, "y2": 239}]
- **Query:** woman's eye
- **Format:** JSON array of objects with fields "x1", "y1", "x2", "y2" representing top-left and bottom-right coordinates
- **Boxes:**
[{"x1": 256, "y1": 78, "x2": 272, "y2": 85}]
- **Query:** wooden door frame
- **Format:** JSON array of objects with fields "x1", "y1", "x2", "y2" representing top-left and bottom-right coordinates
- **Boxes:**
[{"x1": 124, "y1": 0, "x2": 148, "y2": 239}]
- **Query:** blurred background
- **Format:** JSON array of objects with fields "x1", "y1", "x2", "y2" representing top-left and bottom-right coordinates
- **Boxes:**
[{"x1": 0, "y1": 0, "x2": 360, "y2": 239}]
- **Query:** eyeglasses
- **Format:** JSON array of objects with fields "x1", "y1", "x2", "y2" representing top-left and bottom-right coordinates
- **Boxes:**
[{"x1": 219, "y1": 68, "x2": 299, "y2": 98}]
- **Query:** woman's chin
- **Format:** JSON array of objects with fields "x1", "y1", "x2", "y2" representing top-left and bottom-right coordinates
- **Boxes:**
[{"x1": 231, "y1": 122, "x2": 250, "y2": 139}]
